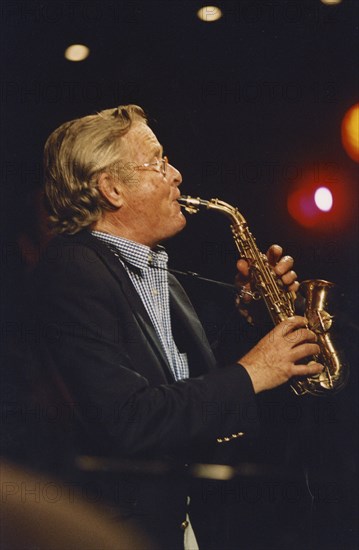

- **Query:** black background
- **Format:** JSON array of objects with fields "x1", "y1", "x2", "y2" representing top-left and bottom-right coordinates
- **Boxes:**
[
  {"x1": 1, "y1": 1, "x2": 358, "y2": 548},
  {"x1": 1, "y1": 1, "x2": 358, "y2": 283}
]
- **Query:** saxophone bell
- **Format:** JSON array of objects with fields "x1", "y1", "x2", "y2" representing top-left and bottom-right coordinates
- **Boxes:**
[{"x1": 291, "y1": 279, "x2": 348, "y2": 396}]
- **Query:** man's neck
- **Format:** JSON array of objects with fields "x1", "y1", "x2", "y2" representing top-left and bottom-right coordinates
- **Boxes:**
[{"x1": 92, "y1": 216, "x2": 159, "y2": 249}]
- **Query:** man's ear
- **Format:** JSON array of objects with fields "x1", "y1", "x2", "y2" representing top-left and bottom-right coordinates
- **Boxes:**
[{"x1": 97, "y1": 172, "x2": 123, "y2": 207}]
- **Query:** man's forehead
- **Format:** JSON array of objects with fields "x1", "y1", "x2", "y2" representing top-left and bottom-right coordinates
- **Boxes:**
[{"x1": 127, "y1": 122, "x2": 162, "y2": 156}]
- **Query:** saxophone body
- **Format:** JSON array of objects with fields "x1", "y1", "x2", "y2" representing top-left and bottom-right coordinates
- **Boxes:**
[{"x1": 179, "y1": 195, "x2": 348, "y2": 396}]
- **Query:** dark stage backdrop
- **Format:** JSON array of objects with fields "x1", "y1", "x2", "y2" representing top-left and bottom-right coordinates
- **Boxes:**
[{"x1": 1, "y1": 1, "x2": 358, "y2": 549}]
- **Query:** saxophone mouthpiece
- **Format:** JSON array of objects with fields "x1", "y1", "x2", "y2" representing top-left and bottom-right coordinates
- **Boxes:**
[
  {"x1": 179, "y1": 195, "x2": 212, "y2": 214},
  {"x1": 178, "y1": 195, "x2": 201, "y2": 214}
]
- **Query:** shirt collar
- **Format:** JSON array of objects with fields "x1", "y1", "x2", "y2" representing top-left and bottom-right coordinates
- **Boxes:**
[{"x1": 91, "y1": 231, "x2": 168, "y2": 271}]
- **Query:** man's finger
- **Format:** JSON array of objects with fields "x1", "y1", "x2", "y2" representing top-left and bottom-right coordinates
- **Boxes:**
[
  {"x1": 280, "y1": 270, "x2": 297, "y2": 285},
  {"x1": 266, "y1": 244, "x2": 283, "y2": 267},
  {"x1": 236, "y1": 259, "x2": 250, "y2": 278},
  {"x1": 291, "y1": 343, "x2": 321, "y2": 363},
  {"x1": 292, "y1": 361, "x2": 324, "y2": 377},
  {"x1": 277, "y1": 315, "x2": 308, "y2": 336},
  {"x1": 274, "y1": 256, "x2": 294, "y2": 276}
]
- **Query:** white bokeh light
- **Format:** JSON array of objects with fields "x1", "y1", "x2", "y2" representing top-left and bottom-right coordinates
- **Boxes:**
[
  {"x1": 64, "y1": 44, "x2": 90, "y2": 62},
  {"x1": 197, "y1": 6, "x2": 223, "y2": 22},
  {"x1": 314, "y1": 187, "x2": 333, "y2": 212},
  {"x1": 320, "y1": 0, "x2": 342, "y2": 5}
]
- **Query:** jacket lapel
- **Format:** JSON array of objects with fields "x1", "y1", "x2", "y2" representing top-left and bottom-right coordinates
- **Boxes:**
[
  {"x1": 168, "y1": 274, "x2": 217, "y2": 376},
  {"x1": 67, "y1": 231, "x2": 174, "y2": 380}
]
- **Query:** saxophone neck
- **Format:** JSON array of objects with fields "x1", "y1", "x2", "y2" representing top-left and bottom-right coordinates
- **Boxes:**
[{"x1": 179, "y1": 195, "x2": 247, "y2": 224}]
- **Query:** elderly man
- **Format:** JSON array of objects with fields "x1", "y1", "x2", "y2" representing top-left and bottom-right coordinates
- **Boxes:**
[{"x1": 33, "y1": 105, "x2": 322, "y2": 549}]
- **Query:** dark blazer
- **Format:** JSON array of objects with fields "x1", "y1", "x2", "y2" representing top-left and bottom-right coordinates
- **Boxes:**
[{"x1": 32, "y1": 230, "x2": 258, "y2": 548}]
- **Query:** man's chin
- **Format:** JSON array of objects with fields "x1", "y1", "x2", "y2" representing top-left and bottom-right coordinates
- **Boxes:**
[
  {"x1": 177, "y1": 213, "x2": 187, "y2": 232},
  {"x1": 161, "y1": 218, "x2": 186, "y2": 244}
]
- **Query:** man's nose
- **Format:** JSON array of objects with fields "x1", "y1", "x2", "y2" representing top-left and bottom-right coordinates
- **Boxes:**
[{"x1": 168, "y1": 162, "x2": 182, "y2": 186}]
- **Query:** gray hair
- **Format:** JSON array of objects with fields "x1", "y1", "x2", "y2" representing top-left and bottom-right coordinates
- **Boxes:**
[{"x1": 43, "y1": 105, "x2": 147, "y2": 234}]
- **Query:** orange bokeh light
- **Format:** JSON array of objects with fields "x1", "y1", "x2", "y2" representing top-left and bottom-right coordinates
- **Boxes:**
[{"x1": 341, "y1": 103, "x2": 359, "y2": 163}]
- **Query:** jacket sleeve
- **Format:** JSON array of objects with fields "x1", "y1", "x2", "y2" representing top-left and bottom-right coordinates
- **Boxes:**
[{"x1": 33, "y1": 241, "x2": 259, "y2": 458}]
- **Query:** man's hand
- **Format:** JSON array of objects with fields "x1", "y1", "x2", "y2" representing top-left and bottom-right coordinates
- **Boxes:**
[
  {"x1": 238, "y1": 316, "x2": 323, "y2": 393},
  {"x1": 235, "y1": 244, "x2": 299, "y2": 304}
]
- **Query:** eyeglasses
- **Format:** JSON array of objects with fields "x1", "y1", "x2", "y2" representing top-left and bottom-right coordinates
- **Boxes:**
[{"x1": 134, "y1": 156, "x2": 168, "y2": 177}]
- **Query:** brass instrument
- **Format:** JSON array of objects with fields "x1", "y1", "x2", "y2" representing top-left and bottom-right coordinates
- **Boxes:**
[{"x1": 179, "y1": 195, "x2": 348, "y2": 396}]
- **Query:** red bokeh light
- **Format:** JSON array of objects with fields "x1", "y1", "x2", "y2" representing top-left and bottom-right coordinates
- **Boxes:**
[{"x1": 287, "y1": 166, "x2": 352, "y2": 228}]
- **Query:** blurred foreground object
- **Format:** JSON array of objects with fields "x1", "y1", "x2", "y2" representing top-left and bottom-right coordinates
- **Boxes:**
[{"x1": 0, "y1": 460, "x2": 156, "y2": 550}]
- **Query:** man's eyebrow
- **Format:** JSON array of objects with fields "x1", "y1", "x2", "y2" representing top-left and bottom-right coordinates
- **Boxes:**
[{"x1": 152, "y1": 144, "x2": 163, "y2": 158}]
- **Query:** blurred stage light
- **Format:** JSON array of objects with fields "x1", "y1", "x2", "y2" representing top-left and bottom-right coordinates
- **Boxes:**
[
  {"x1": 197, "y1": 6, "x2": 223, "y2": 22},
  {"x1": 341, "y1": 104, "x2": 359, "y2": 163},
  {"x1": 64, "y1": 44, "x2": 90, "y2": 62},
  {"x1": 314, "y1": 187, "x2": 333, "y2": 212},
  {"x1": 287, "y1": 166, "x2": 353, "y2": 228},
  {"x1": 320, "y1": 0, "x2": 342, "y2": 5}
]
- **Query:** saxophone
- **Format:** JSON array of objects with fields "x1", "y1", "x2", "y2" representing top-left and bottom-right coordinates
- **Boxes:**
[{"x1": 179, "y1": 195, "x2": 348, "y2": 396}]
